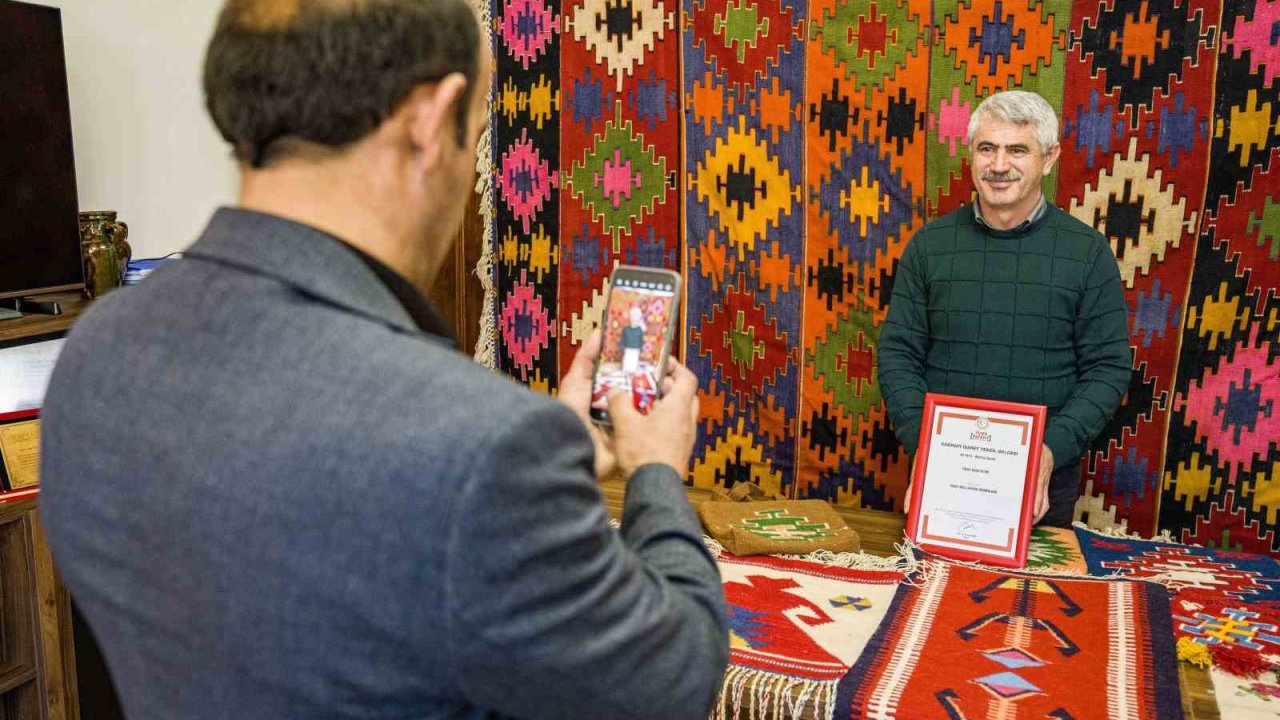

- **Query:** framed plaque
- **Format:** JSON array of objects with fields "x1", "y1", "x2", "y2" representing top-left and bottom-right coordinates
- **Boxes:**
[
  {"x1": 905, "y1": 393, "x2": 1045, "y2": 568},
  {"x1": 0, "y1": 409, "x2": 42, "y2": 500}
]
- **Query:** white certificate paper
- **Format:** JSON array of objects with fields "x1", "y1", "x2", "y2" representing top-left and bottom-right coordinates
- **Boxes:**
[{"x1": 910, "y1": 396, "x2": 1043, "y2": 566}]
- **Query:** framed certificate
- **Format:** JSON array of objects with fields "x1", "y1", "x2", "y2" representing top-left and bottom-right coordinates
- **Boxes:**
[
  {"x1": 905, "y1": 393, "x2": 1046, "y2": 568},
  {"x1": 0, "y1": 409, "x2": 42, "y2": 500}
]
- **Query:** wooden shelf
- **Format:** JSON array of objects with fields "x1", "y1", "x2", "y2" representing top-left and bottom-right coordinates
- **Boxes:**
[
  {"x1": 0, "y1": 292, "x2": 88, "y2": 344},
  {"x1": 0, "y1": 291, "x2": 83, "y2": 720},
  {"x1": 0, "y1": 664, "x2": 38, "y2": 695}
]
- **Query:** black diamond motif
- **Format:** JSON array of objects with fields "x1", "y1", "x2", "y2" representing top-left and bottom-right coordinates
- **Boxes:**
[
  {"x1": 599, "y1": 0, "x2": 643, "y2": 53},
  {"x1": 719, "y1": 154, "x2": 768, "y2": 222},
  {"x1": 810, "y1": 78, "x2": 857, "y2": 153},
  {"x1": 806, "y1": 247, "x2": 856, "y2": 312},
  {"x1": 1093, "y1": 179, "x2": 1154, "y2": 261},
  {"x1": 801, "y1": 403, "x2": 848, "y2": 463},
  {"x1": 878, "y1": 87, "x2": 925, "y2": 156}
]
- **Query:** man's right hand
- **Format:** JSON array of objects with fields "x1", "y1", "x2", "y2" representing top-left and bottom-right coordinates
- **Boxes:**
[{"x1": 608, "y1": 360, "x2": 700, "y2": 478}]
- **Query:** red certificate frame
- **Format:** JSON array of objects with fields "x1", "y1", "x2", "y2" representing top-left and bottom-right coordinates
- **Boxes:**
[{"x1": 905, "y1": 393, "x2": 1045, "y2": 568}]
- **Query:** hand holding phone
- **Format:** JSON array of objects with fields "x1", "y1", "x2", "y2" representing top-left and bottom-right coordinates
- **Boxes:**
[
  {"x1": 589, "y1": 265, "x2": 681, "y2": 426},
  {"x1": 558, "y1": 329, "x2": 618, "y2": 479},
  {"x1": 607, "y1": 356, "x2": 700, "y2": 478}
]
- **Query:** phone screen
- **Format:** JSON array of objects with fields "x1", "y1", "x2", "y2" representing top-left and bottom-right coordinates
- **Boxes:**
[{"x1": 590, "y1": 271, "x2": 678, "y2": 421}]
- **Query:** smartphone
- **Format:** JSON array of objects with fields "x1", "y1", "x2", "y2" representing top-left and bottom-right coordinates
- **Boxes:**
[{"x1": 589, "y1": 265, "x2": 682, "y2": 425}]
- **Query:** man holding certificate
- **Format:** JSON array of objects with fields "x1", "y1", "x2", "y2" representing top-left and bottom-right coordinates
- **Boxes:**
[{"x1": 878, "y1": 91, "x2": 1131, "y2": 533}]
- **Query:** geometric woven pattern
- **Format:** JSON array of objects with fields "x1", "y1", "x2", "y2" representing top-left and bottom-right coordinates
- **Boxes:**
[
  {"x1": 556, "y1": 0, "x2": 679, "y2": 380},
  {"x1": 835, "y1": 561, "x2": 1183, "y2": 719},
  {"x1": 492, "y1": 0, "x2": 561, "y2": 390},
  {"x1": 715, "y1": 552, "x2": 904, "y2": 720},
  {"x1": 1076, "y1": 524, "x2": 1280, "y2": 670},
  {"x1": 487, "y1": 0, "x2": 1280, "y2": 555}
]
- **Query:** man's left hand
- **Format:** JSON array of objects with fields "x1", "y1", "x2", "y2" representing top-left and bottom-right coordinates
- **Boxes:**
[
  {"x1": 1033, "y1": 444, "x2": 1054, "y2": 523},
  {"x1": 559, "y1": 330, "x2": 617, "y2": 479}
]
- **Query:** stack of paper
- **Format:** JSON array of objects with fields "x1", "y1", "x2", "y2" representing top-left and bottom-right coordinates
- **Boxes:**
[{"x1": 124, "y1": 254, "x2": 181, "y2": 286}]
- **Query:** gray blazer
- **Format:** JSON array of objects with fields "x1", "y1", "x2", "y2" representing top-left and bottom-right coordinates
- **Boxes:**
[{"x1": 40, "y1": 208, "x2": 728, "y2": 720}]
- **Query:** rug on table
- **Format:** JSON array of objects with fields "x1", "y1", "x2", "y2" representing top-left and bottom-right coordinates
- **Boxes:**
[
  {"x1": 1209, "y1": 667, "x2": 1280, "y2": 720},
  {"x1": 1075, "y1": 525, "x2": 1280, "y2": 670},
  {"x1": 715, "y1": 552, "x2": 904, "y2": 720},
  {"x1": 835, "y1": 560, "x2": 1183, "y2": 720}
]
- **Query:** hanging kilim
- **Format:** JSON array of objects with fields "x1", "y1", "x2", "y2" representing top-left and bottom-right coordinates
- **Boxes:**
[
  {"x1": 558, "y1": 0, "x2": 682, "y2": 381},
  {"x1": 492, "y1": 0, "x2": 561, "y2": 390},
  {"x1": 1060, "y1": 0, "x2": 1214, "y2": 540},
  {"x1": 484, "y1": 0, "x2": 1280, "y2": 555},
  {"x1": 684, "y1": 0, "x2": 807, "y2": 497},
  {"x1": 835, "y1": 560, "x2": 1183, "y2": 720},
  {"x1": 1158, "y1": 0, "x2": 1280, "y2": 555}
]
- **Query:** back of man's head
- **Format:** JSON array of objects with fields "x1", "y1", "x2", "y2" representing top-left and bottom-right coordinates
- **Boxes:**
[
  {"x1": 204, "y1": 0, "x2": 479, "y2": 169},
  {"x1": 967, "y1": 90, "x2": 1059, "y2": 153}
]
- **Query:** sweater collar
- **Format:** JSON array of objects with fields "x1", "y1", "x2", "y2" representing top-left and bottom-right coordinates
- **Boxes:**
[{"x1": 970, "y1": 195, "x2": 1052, "y2": 238}]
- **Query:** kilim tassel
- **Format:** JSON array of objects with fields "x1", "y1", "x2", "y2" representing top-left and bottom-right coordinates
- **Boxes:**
[{"x1": 1177, "y1": 637, "x2": 1212, "y2": 669}]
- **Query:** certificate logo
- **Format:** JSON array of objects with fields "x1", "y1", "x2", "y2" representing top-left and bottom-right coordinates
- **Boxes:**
[{"x1": 970, "y1": 416, "x2": 992, "y2": 442}]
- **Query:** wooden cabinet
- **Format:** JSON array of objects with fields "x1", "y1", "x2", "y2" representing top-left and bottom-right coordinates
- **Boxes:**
[
  {"x1": 0, "y1": 292, "x2": 85, "y2": 720},
  {"x1": 0, "y1": 502, "x2": 79, "y2": 720}
]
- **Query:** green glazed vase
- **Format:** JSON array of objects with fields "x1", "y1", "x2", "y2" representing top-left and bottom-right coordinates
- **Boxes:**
[{"x1": 78, "y1": 210, "x2": 127, "y2": 299}]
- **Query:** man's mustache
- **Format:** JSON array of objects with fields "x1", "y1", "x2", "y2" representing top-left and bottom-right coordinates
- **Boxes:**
[{"x1": 981, "y1": 171, "x2": 1023, "y2": 182}]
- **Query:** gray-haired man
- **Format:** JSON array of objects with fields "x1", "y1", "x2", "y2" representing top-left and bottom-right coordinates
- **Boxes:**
[{"x1": 878, "y1": 90, "x2": 1132, "y2": 527}]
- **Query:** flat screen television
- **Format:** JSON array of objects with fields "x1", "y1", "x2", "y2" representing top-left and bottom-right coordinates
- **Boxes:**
[{"x1": 0, "y1": 0, "x2": 83, "y2": 303}]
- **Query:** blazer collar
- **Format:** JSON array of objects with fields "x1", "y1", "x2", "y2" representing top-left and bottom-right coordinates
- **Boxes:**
[{"x1": 184, "y1": 207, "x2": 423, "y2": 337}]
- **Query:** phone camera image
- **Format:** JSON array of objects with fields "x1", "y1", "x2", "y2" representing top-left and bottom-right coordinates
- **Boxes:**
[{"x1": 590, "y1": 270, "x2": 679, "y2": 423}]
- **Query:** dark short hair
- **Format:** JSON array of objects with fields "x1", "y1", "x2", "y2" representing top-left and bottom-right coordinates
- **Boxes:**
[{"x1": 204, "y1": 0, "x2": 480, "y2": 167}]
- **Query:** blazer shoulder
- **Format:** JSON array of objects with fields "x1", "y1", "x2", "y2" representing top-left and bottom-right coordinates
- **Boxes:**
[{"x1": 374, "y1": 333, "x2": 570, "y2": 429}]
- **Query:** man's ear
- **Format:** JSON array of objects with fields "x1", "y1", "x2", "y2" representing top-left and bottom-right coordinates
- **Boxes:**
[
  {"x1": 1041, "y1": 143, "x2": 1062, "y2": 176},
  {"x1": 406, "y1": 73, "x2": 468, "y2": 172}
]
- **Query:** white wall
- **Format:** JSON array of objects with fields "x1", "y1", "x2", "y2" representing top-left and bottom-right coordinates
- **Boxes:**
[{"x1": 29, "y1": 0, "x2": 237, "y2": 259}]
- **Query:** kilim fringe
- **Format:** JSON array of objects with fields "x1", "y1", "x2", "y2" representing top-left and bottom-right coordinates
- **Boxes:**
[
  {"x1": 469, "y1": 0, "x2": 497, "y2": 370},
  {"x1": 703, "y1": 536, "x2": 919, "y2": 576},
  {"x1": 1074, "y1": 521, "x2": 1181, "y2": 544},
  {"x1": 780, "y1": 546, "x2": 917, "y2": 574},
  {"x1": 1211, "y1": 643, "x2": 1277, "y2": 678},
  {"x1": 712, "y1": 665, "x2": 838, "y2": 720},
  {"x1": 1071, "y1": 523, "x2": 1210, "y2": 587},
  {"x1": 895, "y1": 535, "x2": 1154, "y2": 586},
  {"x1": 912, "y1": 549, "x2": 1091, "y2": 579}
]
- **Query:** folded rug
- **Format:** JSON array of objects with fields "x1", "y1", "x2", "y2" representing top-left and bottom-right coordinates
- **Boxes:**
[{"x1": 700, "y1": 499, "x2": 862, "y2": 556}]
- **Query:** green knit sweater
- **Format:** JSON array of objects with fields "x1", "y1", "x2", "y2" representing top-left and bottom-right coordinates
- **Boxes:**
[{"x1": 877, "y1": 203, "x2": 1132, "y2": 469}]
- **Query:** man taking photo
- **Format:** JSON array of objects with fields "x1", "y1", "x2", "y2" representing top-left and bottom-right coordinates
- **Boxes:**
[{"x1": 39, "y1": 1, "x2": 728, "y2": 718}]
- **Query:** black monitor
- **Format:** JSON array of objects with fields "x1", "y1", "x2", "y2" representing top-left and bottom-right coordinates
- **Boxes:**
[{"x1": 0, "y1": 0, "x2": 83, "y2": 308}]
